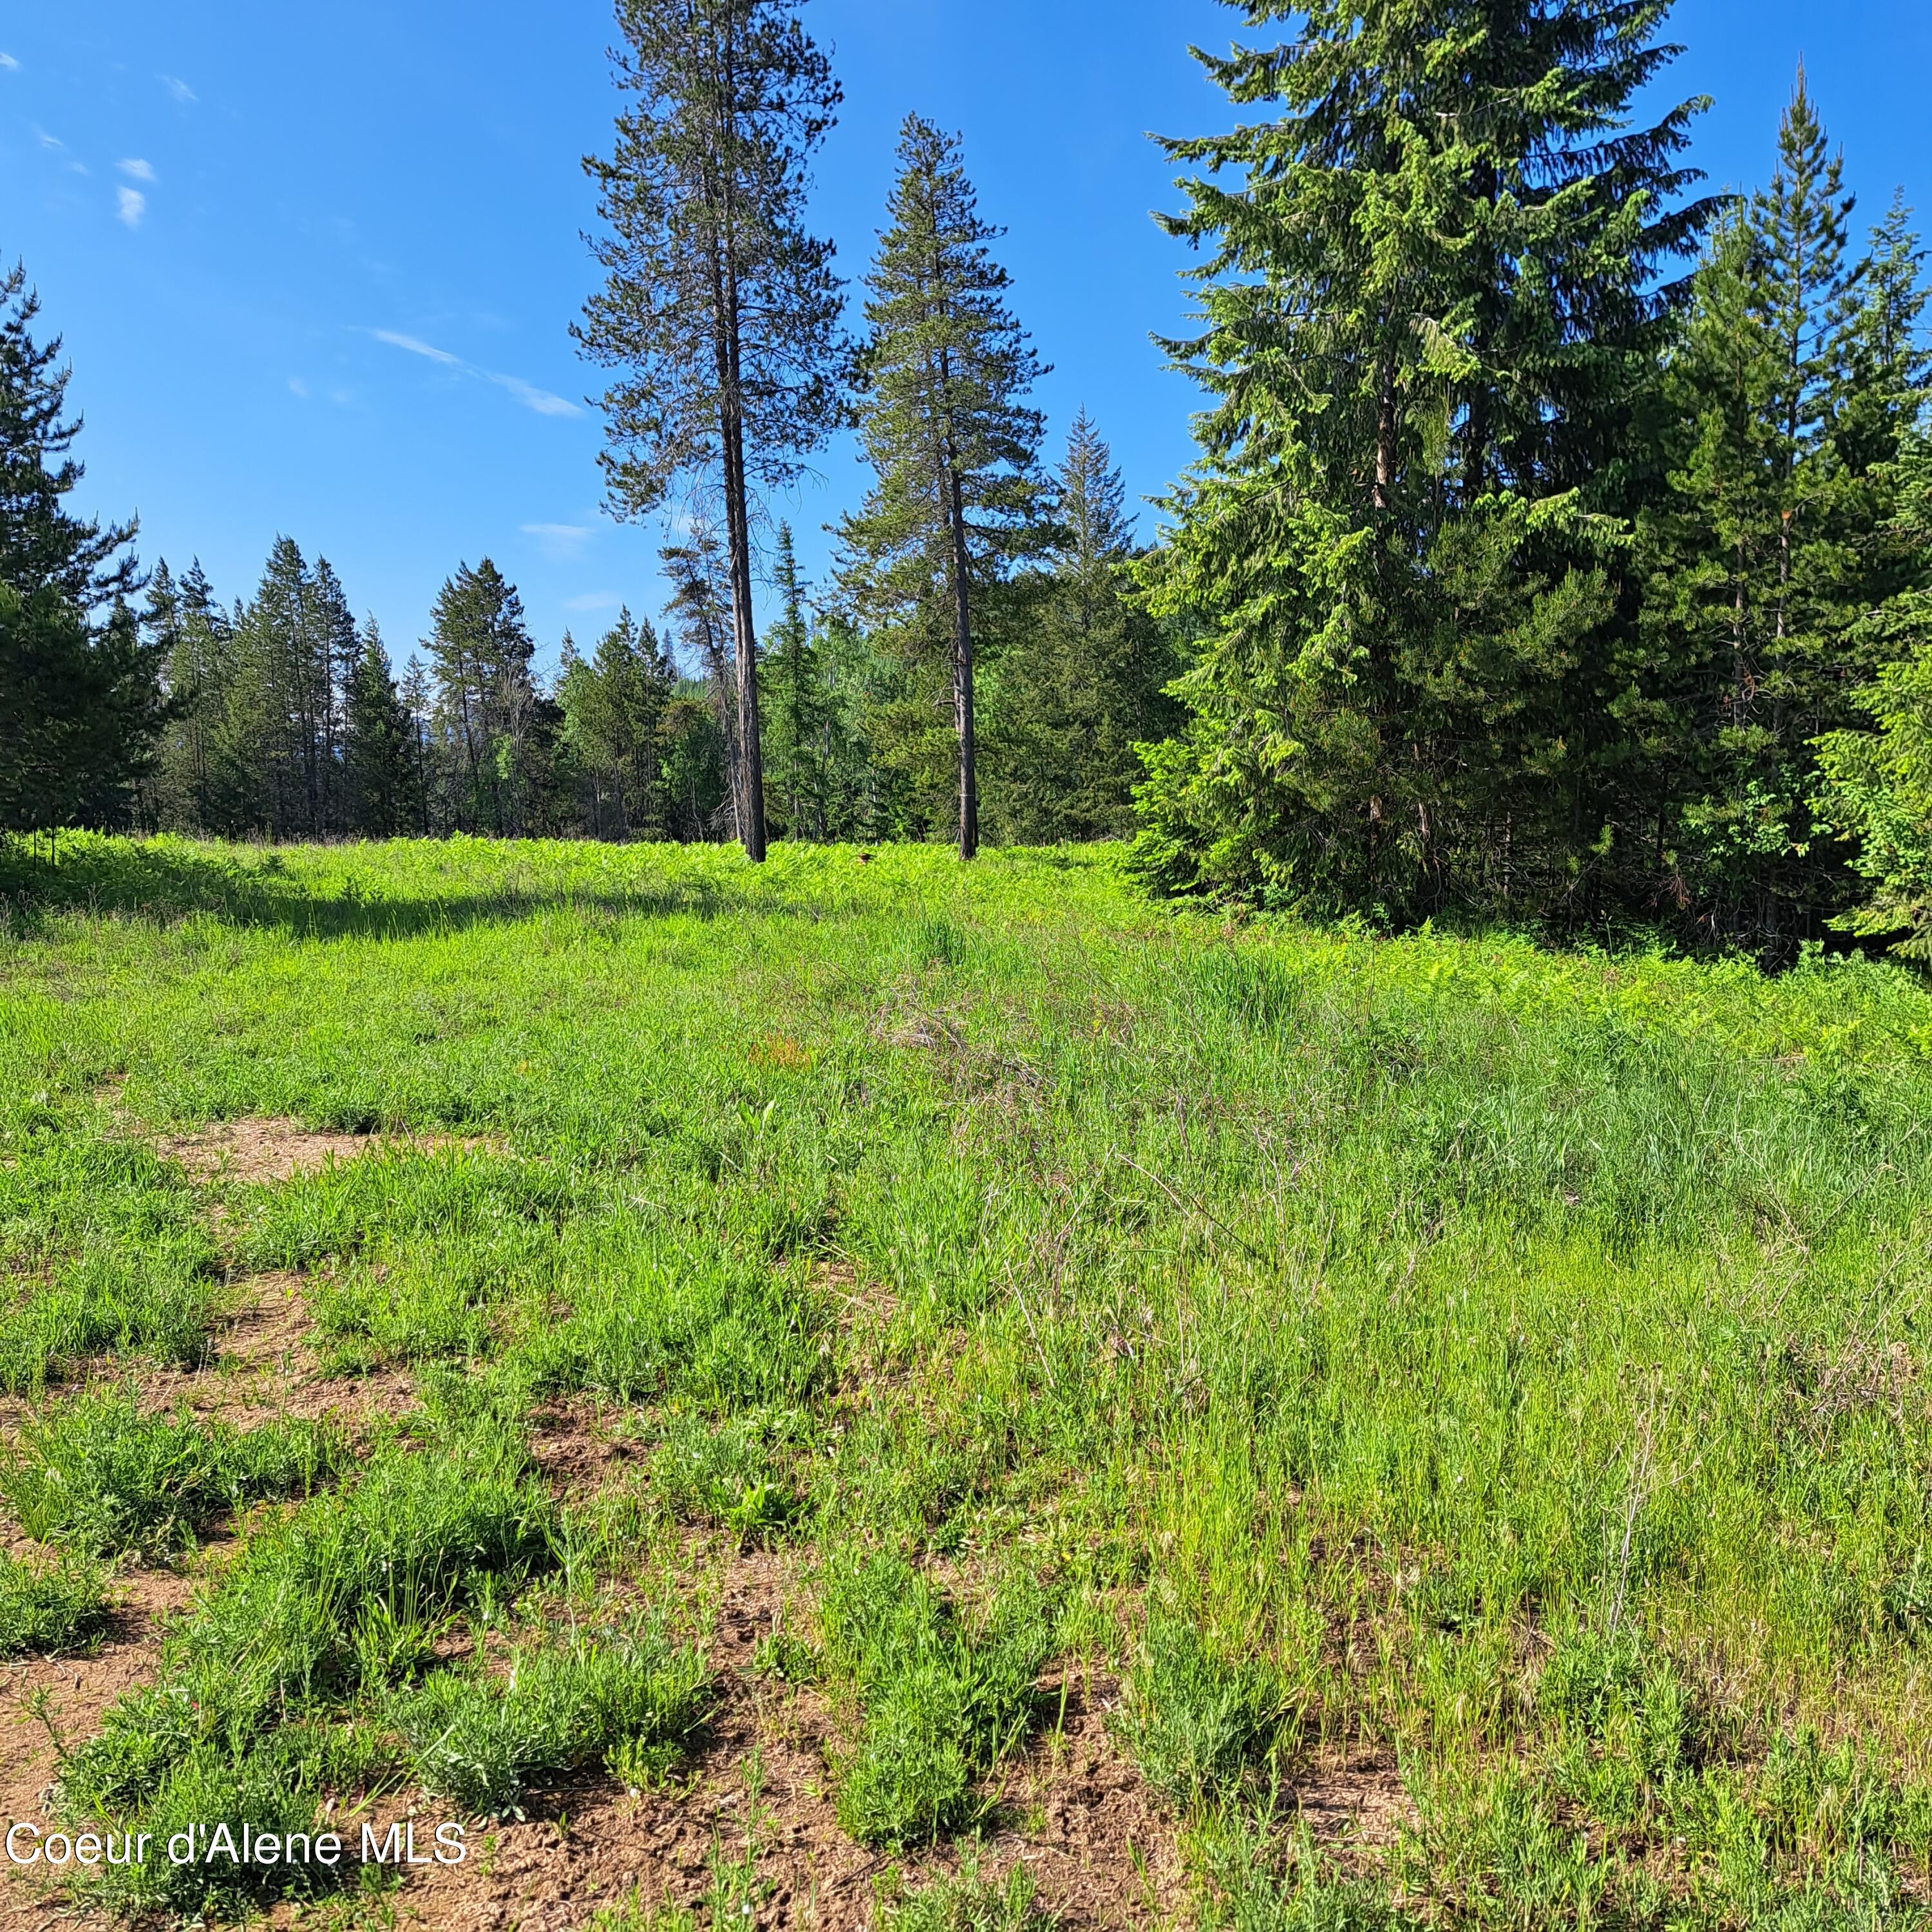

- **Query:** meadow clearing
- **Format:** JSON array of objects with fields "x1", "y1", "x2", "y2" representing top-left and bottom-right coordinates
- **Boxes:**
[{"x1": 3, "y1": 836, "x2": 1932, "y2": 1930}]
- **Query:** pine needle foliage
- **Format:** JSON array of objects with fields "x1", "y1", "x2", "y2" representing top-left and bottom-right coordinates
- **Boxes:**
[
  {"x1": 578, "y1": 0, "x2": 848, "y2": 862},
  {"x1": 835, "y1": 117, "x2": 1054, "y2": 859}
]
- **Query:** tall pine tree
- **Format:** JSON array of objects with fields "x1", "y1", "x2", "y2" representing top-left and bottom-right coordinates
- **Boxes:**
[
  {"x1": 764, "y1": 524, "x2": 826, "y2": 839},
  {"x1": 0, "y1": 261, "x2": 160, "y2": 835},
  {"x1": 835, "y1": 117, "x2": 1053, "y2": 858},
  {"x1": 578, "y1": 0, "x2": 847, "y2": 863}
]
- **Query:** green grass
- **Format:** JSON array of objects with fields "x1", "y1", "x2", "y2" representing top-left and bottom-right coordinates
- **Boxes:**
[
  {"x1": 0, "y1": 1381, "x2": 342, "y2": 1553},
  {"x1": 0, "y1": 1544, "x2": 107, "y2": 1656},
  {"x1": 10, "y1": 832, "x2": 1932, "y2": 1923}
]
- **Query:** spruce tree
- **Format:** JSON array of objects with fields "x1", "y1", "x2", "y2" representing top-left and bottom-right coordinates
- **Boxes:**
[
  {"x1": 342, "y1": 622, "x2": 412, "y2": 837},
  {"x1": 1638, "y1": 79, "x2": 1928, "y2": 949},
  {"x1": 835, "y1": 116, "x2": 1053, "y2": 858},
  {"x1": 558, "y1": 609, "x2": 672, "y2": 838},
  {"x1": 1133, "y1": 0, "x2": 1713, "y2": 917},
  {"x1": 578, "y1": 0, "x2": 847, "y2": 864},
  {"x1": 425, "y1": 559, "x2": 538, "y2": 836},
  {"x1": 764, "y1": 524, "x2": 825, "y2": 838},
  {"x1": 0, "y1": 261, "x2": 160, "y2": 835},
  {"x1": 996, "y1": 412, "x2": 1178, "y2": 840}
]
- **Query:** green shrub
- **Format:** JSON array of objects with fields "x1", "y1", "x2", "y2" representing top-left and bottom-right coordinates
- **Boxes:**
[
  {"x1": 0, "y1": 1546, "x2": 106, "y2": 1656},
  {"x1": 0, "y1": 1381, "x2": 341, "y2": 1554},
  {"x1": 1115, "y1": 1613, "x2": 1280, "y2": 1808},
  {"x1": 650, "y1": 1406, "x2": 807, "y2": 1542}
]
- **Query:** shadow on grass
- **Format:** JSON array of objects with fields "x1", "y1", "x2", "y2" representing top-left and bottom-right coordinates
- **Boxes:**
[{"x1": 0, "y1": 835, "x2": 750, "y2": 941}]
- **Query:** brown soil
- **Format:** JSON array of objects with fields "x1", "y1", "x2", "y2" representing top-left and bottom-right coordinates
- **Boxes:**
[
  {"x1": 158, "y1": 1117, "x2": 494, "y2": 1187},
  {"x1": 0, "y1": 1568, "x2": 185, "y2": 1930}
]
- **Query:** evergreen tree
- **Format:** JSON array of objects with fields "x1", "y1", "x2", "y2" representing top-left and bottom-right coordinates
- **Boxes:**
[
  {"x1": 0, "y1": 261, "x2": 160, "y2": 835},
  {"x1": 342, "y1": 621, "x2": 412, "y2": 837},
  {"x1": 557, "y1": 609, "x2": 674, "y2": 838},
  {"x1": 1132, "y1": 0, "x2": 1714, "y2": 918},
  {"x1": 994, "y1": 412, "x2": 1179, "y2": 840},
  {"x1": 1638, "y1": 78, "x2": 1929, "y2": 949},
  {"x1": 425, "y1": 559, "x2": 539, "y2": 836},
  {"x1": 835, "y1": 116, "x2": 1053, "y2": 858},
  {"x1": 578, "y1": 0, "x2": 848, "y2": 864},
  {"x1": 764, "y1": 524, "x2": 826, "y2": 838},
  {"x1": 662, "y1": 535, "x2": 742, "y2": 839},
  {"x1": 398, "y1": 655, "x2": 435, "y2": 836}
]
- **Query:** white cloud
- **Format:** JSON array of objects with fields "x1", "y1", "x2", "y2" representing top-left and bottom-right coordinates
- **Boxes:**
[
  {"x1": 370, "y1": 327, "x2": 462, "y2": 366},
  {"x1": 159, "y1": 74, "x2": 196, "y2": 103},
  {"x1": 489, "y1": 372, "x2": 580, "y2": 417},
  {"x1": 117, "y1": 158, "x2": 155, "y2": 182},
  {"x1": 521, "y1": 522, "x2": 596, "y2": 560},
  {"x1": 36, "y1": 128, "x2": 63, "y2": 149},
  {"x1": 368, "y1": 327, "x2": 582, "y2": 421},
  {"x1": 115, "y1": 186, "x2": 146, "y2": 228},
  {"x1": 564, "y1": 592, "x2": 619, "y2": 613},
  {"x1": 289, "y1": 376, "x2": 309, "y2": 399},
  {"x1": 0, "y1": 53, "x2": 20, "y2": 71}
]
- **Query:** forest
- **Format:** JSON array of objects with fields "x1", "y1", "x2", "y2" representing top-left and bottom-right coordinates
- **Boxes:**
[{"x1": 3, "y1": 0, "x2": 1929, "y2": 965}]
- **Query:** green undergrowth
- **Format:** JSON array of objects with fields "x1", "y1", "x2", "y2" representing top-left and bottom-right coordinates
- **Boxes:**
[
  {"x1": 817, "y1": 1553, "x2": 1055, "y2": 1847},
  {"x1": 0, "y1": 1381, "x2": 343, "y2": 1554},
  {"x1": 11, "y1": 837, "x2": 1932, "y2": 1924},
  {"x1": 0, "y1": 1544, "x2": 107, "y2": 1656}
]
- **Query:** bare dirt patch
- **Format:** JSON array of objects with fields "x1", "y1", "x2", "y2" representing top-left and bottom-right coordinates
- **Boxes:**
[
  {"x1": 0, "y1": 1567, "x2": 187, "y2": 1930},
  {"x1": 1287, "y1": 1754, "x2": 1416, "y2": 1861},
  {"x1": 158, "y1": 1116, "x2": 493, "y2": 1186}
]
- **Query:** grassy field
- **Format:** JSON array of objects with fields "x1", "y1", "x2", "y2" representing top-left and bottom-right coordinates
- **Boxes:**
[{"x1": 5, "y1": 835, "x2": 1932, "y2": 1929}]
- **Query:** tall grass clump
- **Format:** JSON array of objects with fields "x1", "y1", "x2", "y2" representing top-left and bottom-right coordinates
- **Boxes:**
[
  {"x1": 393, "y1": 1616, "x2": 711, "y2": 1818},
  {"x1": 0, "y1": 1546, "x2": 106, "y2": 1656},
  {"x1": 57, "y1": 1428, "x2": 556, "y2": 1908},
  {"x1": 818, "y1": 1553, "x2": 1052, "y2": 1848},
  {"x1": 0, "y1": 1382, "x2": 342, "y2": 1553}
]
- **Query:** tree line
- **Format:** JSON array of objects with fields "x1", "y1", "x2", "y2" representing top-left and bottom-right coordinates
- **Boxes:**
[{"x1": 4, "y1": 0, "x2": 1931, "y2": 962}]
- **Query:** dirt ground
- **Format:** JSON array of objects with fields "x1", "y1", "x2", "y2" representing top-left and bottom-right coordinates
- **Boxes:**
[{"x1": 0, "y1": 1117, "x2": 1408, "y2": 1930}]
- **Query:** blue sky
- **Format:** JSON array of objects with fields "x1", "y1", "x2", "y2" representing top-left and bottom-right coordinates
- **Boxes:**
[{"x1": 4, "y1": 1, "x2": 1928, "y2": 677}]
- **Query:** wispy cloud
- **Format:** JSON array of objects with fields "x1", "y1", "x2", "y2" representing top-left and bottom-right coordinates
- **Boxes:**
[
  {"x1": 158, "y1": 74, "x2": 196, "y2": 104},
  {"x1": 36, "y1": 128, "x2": 63, "y2": 149},
  {"x1": 489, "y1": 372, "x2": 580, "y2": 418},
  {"x1": 289, "y1": 376, "x2": 310, "y2": 399},
  {"x1": 371, "y1": 327, "x2": 462, "y2": 366},
  {"x1": 522, "y1": 522, "x2": 596, "y2": 560},
  {"x1": 368, "y1": 328, "x2": 583, "y2": 419},
  {"x1": 0, "y1": 53, "x2": 20, "y2": 72},
  {"x1": 115, "y1": 186, "x2": 146, "y2": 229},
  {"x1": 564, "y1": 592, "x2": 619, "y2": 613},
  {"x1": 117, "y1": 157, "x2": 155, "y2": 182}
]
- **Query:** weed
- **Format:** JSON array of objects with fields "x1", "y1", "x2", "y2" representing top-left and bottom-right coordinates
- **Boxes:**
[
  {"x1": 1117, "y1": 1613, "x2": 1282, "y2": 1809},
  {"x1": 0, "y1": 1546, "x2": 106, "y2": 1656},
  {"x1": 395, "y1": 1618, "x2": 710, "y2": 1818},
  {"x1": 880, "y1": 1860, "x2": 1054, "y2": 1931},
  {"x1": 819, "y1": 1553, "x2": 1052, "y2": 1847},
  {"x1": 0, "y1": 1381, "x2": 341, "y2": 1554}
]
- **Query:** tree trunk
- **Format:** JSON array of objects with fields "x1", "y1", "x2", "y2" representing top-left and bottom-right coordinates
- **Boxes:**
[{"x1": 944, "y1": 459, "x2": 978, "y2": 860}]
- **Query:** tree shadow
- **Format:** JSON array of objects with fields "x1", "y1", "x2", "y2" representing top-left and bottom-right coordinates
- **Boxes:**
[{"x1": 0, "y1": 837, "x2": 757, "y2": 941}]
